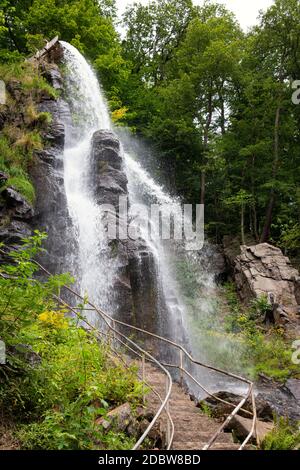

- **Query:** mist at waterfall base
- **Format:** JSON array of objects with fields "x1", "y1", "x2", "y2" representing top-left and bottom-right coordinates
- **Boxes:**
[{"x1": 60, "y1": 42, "x2": 247, "y2": 397}]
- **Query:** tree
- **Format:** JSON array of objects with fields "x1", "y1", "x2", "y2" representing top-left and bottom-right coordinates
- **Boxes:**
[
  {"x1": 123, "y1": 0, "x2": 195, "y2": 85},
  {"x1": 249, "y1": 0, "x2": 300, "y2": 241}
]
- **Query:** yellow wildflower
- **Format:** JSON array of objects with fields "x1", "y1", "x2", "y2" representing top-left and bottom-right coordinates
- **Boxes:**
[{"x1": 38, "y1": 310, "x2": 69, "y2": 329}]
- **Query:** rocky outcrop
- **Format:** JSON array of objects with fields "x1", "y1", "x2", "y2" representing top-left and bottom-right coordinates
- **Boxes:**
[
  {"x1": 30, "y1": 62, "x2": 77, "y2": 274},
  {"x1": 201, "y1": 381, "x2": 300, "y2": 424},
  {"x1": 0, "y1": 45, "x2": 75, "y2": 275},
  {"x1": 0, "y1": 173, "x2": 33, "y2": 250},
  {"x1": 225, "y1": 415, "x2": 273, "y2": 445},
  {"x1": 230, "y1": 243, "x2": 300, "y2": 324}
]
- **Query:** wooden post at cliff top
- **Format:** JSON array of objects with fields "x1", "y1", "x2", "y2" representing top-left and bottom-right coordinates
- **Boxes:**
[{"x1": 28, "y1": 36, "x2": 62, "y2": 63}]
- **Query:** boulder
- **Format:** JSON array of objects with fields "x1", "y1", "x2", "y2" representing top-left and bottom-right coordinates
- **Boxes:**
[
  {"x1": 89, "y1": 130, "x2": 168, "y2": 336},
  {"x1": 96, "y1": 403, "x2": 132, "y2": 432},
  {"x1": 233, "y1": 243, "x2": 300, "y2": 323},
  {"x1": 0, "y1": 111, "x2": 7, "y2": 131},
  {"x1": 0, "y1": 171, "x2": 8, "y2": 185},
  {"x1": 225, "y1": 415, "x2": 273, "y2": 444},
  {"x1": 2, "y1": 187, "x2": 34, "y2": 220},
  {"x1": 200, "y1": 391, "x2": 273, "y2": 422}
]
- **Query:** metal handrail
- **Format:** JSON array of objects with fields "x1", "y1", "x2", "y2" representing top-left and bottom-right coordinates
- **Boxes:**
[{"x1": 0, "y1": 250, "x2": 257, "y2": 450}]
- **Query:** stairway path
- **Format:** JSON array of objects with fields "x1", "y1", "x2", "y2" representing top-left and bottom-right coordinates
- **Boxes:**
[{"x1": 142, "y1": 362, "x2": 240, "y2": 451}]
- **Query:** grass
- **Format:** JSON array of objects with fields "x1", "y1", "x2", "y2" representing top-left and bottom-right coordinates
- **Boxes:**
[
  {"x1": 0, "y1": 135, "x2": 35, "y2": 204},
  {"x1": 5, "y1": 176, "x2": 35, "y2": 204},
  {"x1": 0, "y1": 61, "x2": 59, "y2": 99}
]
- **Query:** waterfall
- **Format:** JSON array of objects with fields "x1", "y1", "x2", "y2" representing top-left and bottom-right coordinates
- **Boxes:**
[
  {"x1": 61, "y1": 41, "x2": 116, "y2": 315},
  {"x1": 60, "y1": 41, "x2": 185, "y2": 339},
  {"x1": 58, "y1": 42, "x2": 245, "y2": 396}
]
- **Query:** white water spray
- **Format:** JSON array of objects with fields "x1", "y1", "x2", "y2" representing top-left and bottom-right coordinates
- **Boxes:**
[{"x1": 61, "y1": 42, "x2": 116, "y2": 314}]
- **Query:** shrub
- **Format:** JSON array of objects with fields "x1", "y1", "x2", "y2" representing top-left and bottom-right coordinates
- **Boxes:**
[
  {"x1": 26, "y1": 102, "x2": 52, "y2": 126},
  {"x1": 14, "y1": 130, "x2": 43, "y2": 153},
  {"x1": 0, "y1": 233, "x2": 144, "y2": 450},
  {"x1": 261, "y1": 417, "x2": 300, "y2": 450}
]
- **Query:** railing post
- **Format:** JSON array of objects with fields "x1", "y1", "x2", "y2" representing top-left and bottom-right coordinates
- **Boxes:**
[
  {"x1": 112, "y1": 319, "x2": 116, "y2": 348},
  {"x1": 179, "y1": 349, "x2": 183, "y2": 387},
  {"x1": 142, "y1": 354, "x2": 146, "y2": 405},
  {"x1": 165, "y1": 376, "x2": 171, "y2": 447}
]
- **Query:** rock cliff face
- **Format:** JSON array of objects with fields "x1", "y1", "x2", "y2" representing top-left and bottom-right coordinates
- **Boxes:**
[
  {"x1": 30, "y1": 63, "x2": 77, "y2": 274},
  {"x1": 90, "y1": 130, "x2": 164, "y2": 334},
  {"x1": 0, "y1": 46, "x2": 75, "y2": 274},
  {"x1": 0, "y1": 176, "x2": 33, "y2": 249},
  {"x1": 0, "y1": 44, "x2": 169, "y2": 337},
  {"x1": 233, "y1": 243, "x2": 300, "y2": 324}
]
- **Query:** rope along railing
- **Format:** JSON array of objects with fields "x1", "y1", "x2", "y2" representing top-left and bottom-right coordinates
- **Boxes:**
[{"x1": 0, "y1": 250, "x2": 257, "y2": 450}]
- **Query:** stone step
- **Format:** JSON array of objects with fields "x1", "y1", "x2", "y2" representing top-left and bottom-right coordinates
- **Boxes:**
[
  {"x1": 139, "y1": 362, "x2": 240, "y2": 451},
  {"x1": 173, "y1": 431, "x2": 232, "y2": 442},
  {"x1": 172, "y1": 442, "x2": 241, "y2": 451}
]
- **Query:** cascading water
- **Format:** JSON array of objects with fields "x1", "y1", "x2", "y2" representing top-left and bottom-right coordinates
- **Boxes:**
[
  {"x1": 123, "y1": 153, "x2": 187, "y2": 345},
  {"x1": 61, "y1": 41, "x2": 186, "y2": 340},
  {"x1": 59, "y1": 41, "x2": 244, "y2": 396},
  {"x1": 61, "y1": 41, "x2": 117, "y2": 315}
]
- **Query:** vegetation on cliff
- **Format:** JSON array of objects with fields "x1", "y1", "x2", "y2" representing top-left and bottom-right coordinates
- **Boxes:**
[{"x1": 0, "y1": 60, "x2": 57, "y2": 204}]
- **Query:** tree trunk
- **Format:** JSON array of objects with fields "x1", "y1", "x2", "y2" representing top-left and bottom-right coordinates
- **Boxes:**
[
  {"x1": 200, "y1": 171, "x2": 205, "y2": 205},
  {"x1": 200, "y1": 92, "x2": 213, "y2": 206},
  {"x1": 252, "y1": 204, "x2": 259, "y2": 242},
  {"x1": 260, "y1": 106, "x2": 281, "y2": 243},
  {"x1": 241, "y1": 203, "x2": 245, "y2": 245}
]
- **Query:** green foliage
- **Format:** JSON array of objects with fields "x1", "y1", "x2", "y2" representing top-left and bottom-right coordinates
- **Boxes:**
[
  {"x1": 0, "y1": 233, "x2": 143, "y2": 450},
  {"x1": 5, "y1": 176, "x2": 35, "y2": 204},
  {"x1": 120, "y1": 0, "x2": 300, "y2": 253},
  {"x1": 280, "y1": 224, "x2": 300, "y2": 252},
  {"x1": 0, "y1": 135, "x2": 36, "y2": 203},
  {"x1": 222, "y1": 283, "x2": 298, "y2": 381},
  {"x1": 261, "y1": 417, "x2": 300, "y2": 450},
  {"x1": 199, "y1": 402, "x2": 212, "y2": 418}
]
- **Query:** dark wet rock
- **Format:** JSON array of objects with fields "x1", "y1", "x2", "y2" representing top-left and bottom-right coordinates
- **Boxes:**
[
  {"x1": 200, "y1": 391, "x2": 274, "y2": 422},
  {"x1": 2, "y1": 187, "x2": 34, "y2": 220},
  {"x1": 30, "y1": 67, "x2": 78, "y2": 275},
  {"x1": 92, "y1": 130, "x2": 123, "y2": 172},
  {"x1": 285, "y1": 378, "x2": 300, "y2": 402},
  {"x1": 42, "y1": 66, "x2": 63, "y2": 90},
  {"x1": 0, "y1": 110, "x2": 7, "y2": 131},
  {"x1": 90, "y1": 130, "x2": 167, "y2": 336},
  {"x1": 8, "y1": 344, "x2": 41, "y2": 368},
  {"x1": 224, "y1": 242, "x2": 300, "y2": 327},
  {"x1": 0, "y1": 183, "x2": 34, "y2": 252},
  {"x1": 0, "y1": 171, "x2": 8, "y2": 185},
  {"x1": 38, "y1": 99, "x2": 66, "y2": 146},
  {"x1": 255, "y1": 376, "x2": 300, "y2": 423}
]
